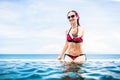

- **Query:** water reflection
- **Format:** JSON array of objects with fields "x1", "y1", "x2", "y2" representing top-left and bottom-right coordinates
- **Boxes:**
[{"x1": 61, "y1": 62, "x2": 85, "y2": 80}]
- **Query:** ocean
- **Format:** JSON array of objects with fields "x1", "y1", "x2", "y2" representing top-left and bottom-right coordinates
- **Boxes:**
[{"x1": 0, "y1": 54, "x2": 120, "y2": 80}]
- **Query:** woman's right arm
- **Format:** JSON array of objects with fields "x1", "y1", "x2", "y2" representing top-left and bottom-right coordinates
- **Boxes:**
[
  {"x1": 57, "y1": 29, "x2": 69, "y2": 60},
  {"x1": 57, "y1": 40, "x2": 68, "y2": 60}
]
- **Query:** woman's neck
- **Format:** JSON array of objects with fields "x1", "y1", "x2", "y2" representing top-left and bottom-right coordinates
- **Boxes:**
[{"x1": 71, "y1": 23, "x2": 78, "y2": 28}]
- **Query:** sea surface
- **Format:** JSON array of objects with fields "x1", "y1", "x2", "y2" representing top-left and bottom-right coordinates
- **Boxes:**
[{"x1": 0, "y1": 54, "x2": 120, "y2": 80}]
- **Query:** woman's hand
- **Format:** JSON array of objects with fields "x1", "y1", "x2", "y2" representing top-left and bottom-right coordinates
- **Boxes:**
[{"x1": 57, "y1": 56, "x2": 62, "y2": 61}]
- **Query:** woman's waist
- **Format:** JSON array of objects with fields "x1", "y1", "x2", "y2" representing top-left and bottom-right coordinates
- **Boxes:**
[
  {"x1": 66, "y1": 50, "x2": 83, "y2": 56},
  {"x1": 67, "y1": 47, "x2": 82, "y2": 52}
]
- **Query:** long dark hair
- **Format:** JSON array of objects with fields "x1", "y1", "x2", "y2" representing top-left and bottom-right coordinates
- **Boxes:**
[{"x1": 67, "y1": 10, "x2": 80, "y2": 26}]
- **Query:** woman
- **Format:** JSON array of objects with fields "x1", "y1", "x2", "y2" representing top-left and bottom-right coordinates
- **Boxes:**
[{"x1": 57, "y1": 10, "x2": 86, "y2": 64}]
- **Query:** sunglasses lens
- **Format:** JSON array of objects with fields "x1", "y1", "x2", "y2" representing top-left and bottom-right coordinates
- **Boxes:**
[
  {"x1": 67, "y1": 16, "x2": 70, "y2": 19},
  {"x1": 67, "y1": 15, "x2": 75, "y2": 19},
  {"x1": 71, "y1": 15, "x2": 75, "y2": 18}
]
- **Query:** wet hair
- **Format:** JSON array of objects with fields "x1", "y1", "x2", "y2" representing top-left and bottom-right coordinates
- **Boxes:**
[{"x1": 67, "y1": 10, "x2": 80, "y2": 26}]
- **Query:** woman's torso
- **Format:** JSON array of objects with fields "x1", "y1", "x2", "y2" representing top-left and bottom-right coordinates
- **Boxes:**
[
  {"x1": 66, "y1": 26, "x2": 83, "y2": 56},
  {"x1": 66, "y1": 42, "x2": 83, "y2": 56}
]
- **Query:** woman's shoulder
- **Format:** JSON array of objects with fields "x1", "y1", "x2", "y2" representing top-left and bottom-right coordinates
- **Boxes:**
[
  {"x1": 65, "y1": 27, "x2": 71, "y2": 34},
  {"x1": 78, "y1": 26, "x2": 84, "y2": 37},
  {"x1": 78, "y1": 26, "x2": 84, "y2": 32}
]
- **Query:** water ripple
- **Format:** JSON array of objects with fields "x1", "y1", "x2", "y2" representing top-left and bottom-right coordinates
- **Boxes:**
[{"x1": 0, "y1": 60, "x2": 120, "y2": 80}]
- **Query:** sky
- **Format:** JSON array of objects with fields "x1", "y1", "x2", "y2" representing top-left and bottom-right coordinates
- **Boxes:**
[{"x1": 0, "y1": 0, "x2": 120, "y2": 54}]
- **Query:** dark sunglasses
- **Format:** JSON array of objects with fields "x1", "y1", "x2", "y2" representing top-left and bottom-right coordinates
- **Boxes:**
[{"x1": 67, "y1": 15, "x2": 75, "y2": 19}]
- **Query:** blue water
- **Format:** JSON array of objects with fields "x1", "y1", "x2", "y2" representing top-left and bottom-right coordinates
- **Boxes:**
[
  {"x1": 0, "y1": 54, "x2": 120, "y2": 60},
  {"x1": 0, "y1": 54, "x2": 120, "y2": 80}
]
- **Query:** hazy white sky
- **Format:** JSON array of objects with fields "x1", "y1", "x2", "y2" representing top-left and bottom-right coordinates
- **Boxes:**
[{"x1": 0, "y1": 0, "x2": 120, "y2": 54}]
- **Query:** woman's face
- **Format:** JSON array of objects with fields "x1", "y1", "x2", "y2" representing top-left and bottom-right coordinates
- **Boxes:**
[{"x1": 67, "y1": 12, "x2": 78, "y2": 24}]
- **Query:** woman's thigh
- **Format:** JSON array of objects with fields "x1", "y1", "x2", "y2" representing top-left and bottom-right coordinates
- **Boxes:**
[
  {"x1": 64, "y1": 55, "x2": 73, "y2": 62},
  {"x1": 73, "y1": 55, "x2": 86, "y2": 64}
]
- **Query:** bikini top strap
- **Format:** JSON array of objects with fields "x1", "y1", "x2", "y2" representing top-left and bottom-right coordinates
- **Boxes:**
[
  {"x1": 67, "y1": 25, "x2": 79, "y2": 35},
  {"x1": 76, "y1": 26, "x2": 79, "y2": 35},
  {"x1": 67, "y1": 27, "x2": 72, "y2": 34}
]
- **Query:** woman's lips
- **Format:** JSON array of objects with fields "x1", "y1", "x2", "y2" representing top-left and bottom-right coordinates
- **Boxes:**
[{"x1": 69, "y1": 19, "x2": 74, "y2": 22}]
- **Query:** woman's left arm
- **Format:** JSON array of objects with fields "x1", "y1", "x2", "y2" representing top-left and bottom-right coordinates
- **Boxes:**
[{"x1": 78, "y1": 27, "x2": 84, "y2": 38}]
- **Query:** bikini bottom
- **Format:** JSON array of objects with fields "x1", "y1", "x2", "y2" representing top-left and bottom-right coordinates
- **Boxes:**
[{"x1": 64, "y1": 53, "x2": 86, "y2": 60}]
